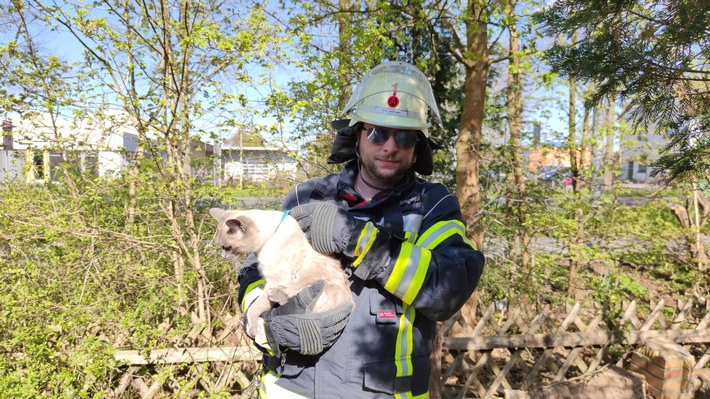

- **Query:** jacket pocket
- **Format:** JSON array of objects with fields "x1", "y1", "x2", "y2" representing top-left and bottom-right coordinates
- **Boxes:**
[
  {"x1": 362, "y1": 353, "x2": 431, "y2": 395},
  {"x1": 362, "y1": 359, "x2": 396, "y2": 394}
]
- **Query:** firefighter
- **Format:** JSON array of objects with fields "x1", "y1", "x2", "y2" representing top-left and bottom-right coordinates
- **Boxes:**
[{"x1": 238, "y1": 61, "x2": 485, "y2": 398}]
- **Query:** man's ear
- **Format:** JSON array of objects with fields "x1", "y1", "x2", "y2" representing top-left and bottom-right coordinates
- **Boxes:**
[{"x1": 355, "y1": 128, "x2": 362, "y2": 159}]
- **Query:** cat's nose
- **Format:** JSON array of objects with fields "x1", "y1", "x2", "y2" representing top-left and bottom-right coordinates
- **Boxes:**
[{"x1": 221, "y1": 245, "x2": 232, "y2": 252}]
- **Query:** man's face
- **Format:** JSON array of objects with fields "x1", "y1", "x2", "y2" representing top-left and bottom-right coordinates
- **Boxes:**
[{"x1": 357, "y1": 123, "x2": 418, "y2": 187}]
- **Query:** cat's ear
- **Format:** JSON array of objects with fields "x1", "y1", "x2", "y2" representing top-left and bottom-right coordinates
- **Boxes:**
[
  {"x1": 209, "y1": 208, "x2": 225, "y2": 221},
  {"x1": 225, "y1": 217, "x2": 247, "y2": 236}
]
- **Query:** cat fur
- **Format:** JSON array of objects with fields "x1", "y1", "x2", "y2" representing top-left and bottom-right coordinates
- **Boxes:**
[{"x1": 209, "y1": 208, "x2": 353, "y2": 338}]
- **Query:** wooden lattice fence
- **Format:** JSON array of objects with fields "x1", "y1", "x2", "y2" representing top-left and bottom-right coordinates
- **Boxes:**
[
  {"x1": 437, "y1": 299, "x2": 710, "y2": 398},
  {"x1": 112, "y1": 299, "x2": 710, "y2": 398}
]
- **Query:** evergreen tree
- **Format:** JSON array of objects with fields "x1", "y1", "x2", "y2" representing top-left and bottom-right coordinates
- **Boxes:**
[{"x1": 535, "y1": 0, "x2": 710, "y2": 182}]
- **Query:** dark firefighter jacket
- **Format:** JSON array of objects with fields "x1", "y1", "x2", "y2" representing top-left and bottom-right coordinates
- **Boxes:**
[{"x1": 237, "y1": 160, "x2": 484, "y2": 399}]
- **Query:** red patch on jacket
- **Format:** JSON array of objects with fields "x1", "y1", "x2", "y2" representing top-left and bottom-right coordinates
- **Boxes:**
[{"x1": 379, "y1": 310, "x2": 396, "y2": 319}]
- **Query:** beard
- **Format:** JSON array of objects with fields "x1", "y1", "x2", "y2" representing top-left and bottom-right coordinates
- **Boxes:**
[{"x1": 358, "y1": 152, "x2": 412, "y2": 186}]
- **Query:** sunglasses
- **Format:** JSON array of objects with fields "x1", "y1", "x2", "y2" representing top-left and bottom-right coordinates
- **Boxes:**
[{"x1": 364, "y1": 127, "x2": 419, "y2": 149}]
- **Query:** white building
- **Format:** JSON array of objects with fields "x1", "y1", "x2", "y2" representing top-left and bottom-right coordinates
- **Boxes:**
[
  {"x1": 619, "y1": 128, "x2": 668, "y2": 183},
  {"x1": 0, "y1": 110, "x2": 147, "y2": 183},
  {"x1": 219, "y1": 145, "x2": 297, "y2": 184},
  {"x1": 0, "y1": 111, "x2": 296, "y2": 185}
]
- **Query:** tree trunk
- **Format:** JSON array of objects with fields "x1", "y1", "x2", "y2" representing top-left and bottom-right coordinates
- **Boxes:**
[
  {"x1": 567, "y1": 57, "x2": 578, "y2": 299},
  {"x1": 126, "y1": 145, "x2": 142, "y2": 231},
  {"x1": 577, "y1": 81, "x2": 594, "y2": 194},
  {"x1": 456, "y1": 15, "x2": 489, "y2": 250},
  {"x1": 590, "y1": 105, "x2": 602, "y2": 189},
  {"x1": 673, "y1": 184, "x2": 709, "y2": 270},
  {"x1": 122, "y1": 0, "x2": 139, "y2": 231},
  {"x1": 337, "y1": 0, "x2": 355, "y2": 114},
  {"x1": 603, "y1": 94, "x2": 616, "y2": 190},
  {"x1": 429, "y1": 322, "x2": 443, "y2": 399},
  {"x1": 692, "y1": 182, "x2": 707, "y2": 271},
  {"x1": 436, "y1": 5, "x2": 489, "y2": 395},
  {"x1": 505, "y1": 0, "x2": 530, "y2": 301}
]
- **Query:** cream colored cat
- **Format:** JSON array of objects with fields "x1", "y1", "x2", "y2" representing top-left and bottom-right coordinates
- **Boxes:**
[{"x1": 209, "y1": 208, "x2": 353, "y2": 338}]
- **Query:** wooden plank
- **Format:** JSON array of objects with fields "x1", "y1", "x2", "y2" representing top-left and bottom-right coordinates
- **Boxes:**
[
  {"x1": 573, "y1": 351, "x2": 589, "y2": 373},
  {"x1": 620, "y1": 300, "x2": 638, "y2": 330},
  {"x1": 112, "y1": 365, "x2": 138, "y2": 398},
  {"x1": 442, "y1": 351, "x2": 466, "y2": 381},
  {"x1": 444, "y1": 329, "x2": 710, "y2": 351},
  {"x1": 483, "y1": 350, "x2": 521, "y2": 398},
  {"x1": 498, "y1": 308, "x2": 521, "y2": 336},
  {"x1": 692, "y1": 347, "x2": 710, "y2": 371},
  {"x1": 471, "y1": 303, "x2": 496, "y2": 336},
  {"x1": 460, "y1": 352, "x2": 489, "y2": 398},
  {"x1": 672, "y1": 299, "x2": 694, "y2": 330},
  {"x1": 442, "y1": 311, "x2": 462, "y2": 336},
  {"x1": 488, "y1": 312, "x2": 504, "y2": 335},
  {"x1": 554, "y1": 305, "x2": 606, "y2": 381},
  {"x1": 524, "y1": 302, "x2": 580, "y2": 387},
  {"x1": 504, "y1": 389, "x2": 530, "y2": 399},
  {"x1": 641, "y1": 299, "x2": 665, "y2": 330},
  {"x1": 481, "y1": 306, "x2": 550, "y2": 398},
  {"x1": 114, "y1": 346, "x2": 262, "y2": 365},
  {"x1": 629, "y1": 312, "x2": 643, "y2": 330},
  {"x1": 646, "y1": 381, "x2": 663, "y2": 399},
  {"x1": 696, "y1": 307, "x2": 710, "y2": 330}
]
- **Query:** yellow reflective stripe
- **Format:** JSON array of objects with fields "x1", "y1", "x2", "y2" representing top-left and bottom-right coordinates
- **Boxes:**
[
  {"x1": 260, "y1": 370, "x2": 310, "y2": 398},
  {"x1": 395, "y1": 304, "x2": 415, "y2": 390},
  {"x1": 384, "y1": 243, "x2": 430, "y2": 305},
  {"x1": 402, "y1": 249, "x2": 430, "y2": 304},
  {"x1": 416, "y1": 220, "x2": 476, "y2": 250},
  {"x1": 403, "y1": 214, "x2": 423, "y2": 243},
  {"x1": 404, "y1": 231, "x2": 415, "y2": 243},
  {"x1": 388, "y1": 220, "x2": 474, "y2": 398},
  {"x1": 254, "y1": 317, "x2": 275, "y2": 355},
  {"x1": 353, "y1": 222, "x2": 378, "y2": 267},
  {"x1": 388, "y1": 221, "x2": 475, "y2": 304},
  {"x1": 396, "y1": 392, "x2": 429, "y2": 399},
  {"x1": 384, "y1": 242, "x2": 413, "y2": 294},
  {"x1": 240, "y1": 279, "x2": 265, "y2": 313}
]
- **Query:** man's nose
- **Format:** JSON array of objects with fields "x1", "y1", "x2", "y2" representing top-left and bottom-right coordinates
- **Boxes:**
[{"x1": 381, "y1": 133, "x2": 398, "y2": 151}]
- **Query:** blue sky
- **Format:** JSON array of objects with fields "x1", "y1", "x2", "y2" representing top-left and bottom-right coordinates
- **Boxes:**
[{"x1": 2, "y1": 2, "x2": 573, "y2": 149}]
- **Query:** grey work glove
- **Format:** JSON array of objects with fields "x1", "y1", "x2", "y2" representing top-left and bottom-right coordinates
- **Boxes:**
[
  {"x1": 262, "y1": 281, "x2": 353, "y2": 357},
  {"x1": 290, "y1": 202, "x2": 365, "y2": 257}
]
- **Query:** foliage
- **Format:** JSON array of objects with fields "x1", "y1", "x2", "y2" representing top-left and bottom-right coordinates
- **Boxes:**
[
  {"x1": 478, "y1": 184, "x2": 692, "y2": 311},
  {"x1": 0, "y1": 175, "x2": 239, "y2": 396},
  {"x1": 1, "y1": 0, "x2": 708, "y2": 396},
  {"x1": 534, "y1": 0, "x2": 710, "y2": 184},
  {"x1": 0, "y1": 2, "x2": 288, "y2": 395},
  {"x1": 651, "y1": 116, "x2": 710, "y2": 183}
]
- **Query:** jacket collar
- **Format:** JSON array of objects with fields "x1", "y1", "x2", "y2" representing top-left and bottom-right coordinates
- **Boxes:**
[{"x1": 335, "y1": 160, "x2": 416, "y2": 206}]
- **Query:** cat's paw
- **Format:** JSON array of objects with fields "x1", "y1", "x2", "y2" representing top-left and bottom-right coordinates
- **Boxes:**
[
  {"x1": 267, "y1": 286, "x2": 290, "y2": 305},
  {"x1": 245, "y1": 312, "x2": 259, "y2": 338}
]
